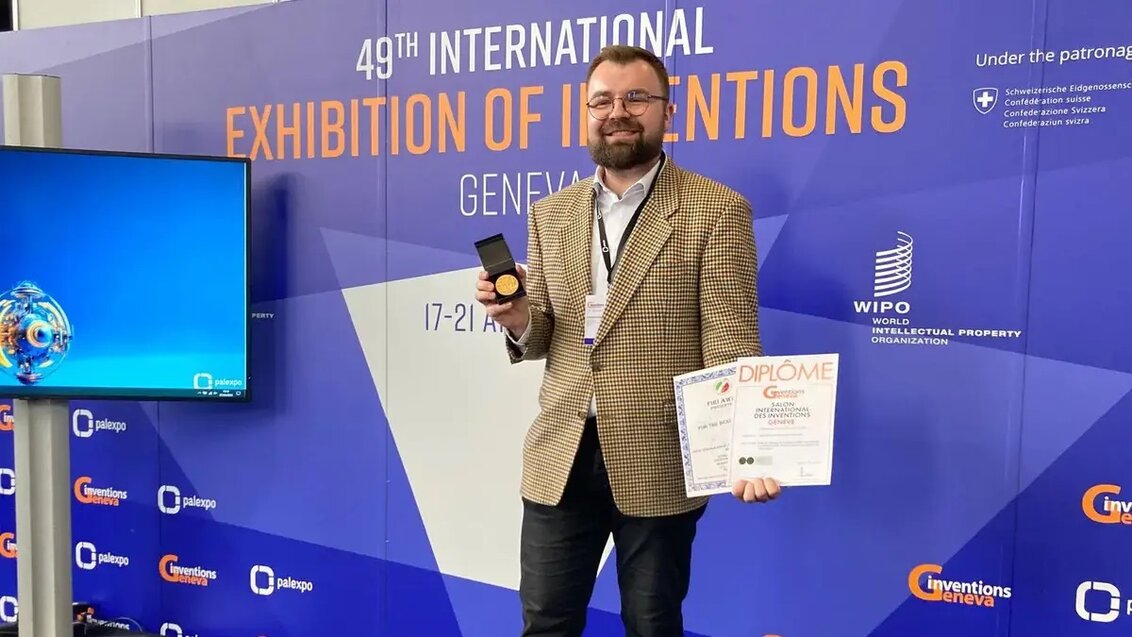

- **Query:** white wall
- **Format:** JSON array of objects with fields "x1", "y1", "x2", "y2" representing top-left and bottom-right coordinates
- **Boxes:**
[{"x1": 13, "y1": 0, "x2": 273, "y2": 30}]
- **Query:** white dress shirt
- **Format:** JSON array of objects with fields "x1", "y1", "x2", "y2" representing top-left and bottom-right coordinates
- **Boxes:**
[{"x1": 509, "y1": 155, "x2": 666, "y2": 417}]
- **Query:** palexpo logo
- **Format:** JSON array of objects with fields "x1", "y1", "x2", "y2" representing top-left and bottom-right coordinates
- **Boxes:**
[
  {"x1": 192, "y1": 372, "x2": 242, "y2": 390},
  {"x1": 1076, "y1": 581, "x2": 1132, "y2": 623},
  {"x1": 71, "y1": 408, "x2": 128, "y2": 438},
  {"x1": 0, "y1": 405, "x2": 13, "y2": 432},
  {"x1": 0, "y1": 596, "x2": 15, "y2": 623},
  {"x1": 158, "y1": 485, "x2": 217, "y2": 515},
  {"x1": 1083, "y1": 484, "x2": 1132, "y2": 525},
  {"x1": 75, "y1": 541, "x2": 129, "y2": 571},
  {"x1": 74, "y1": 476, "x2": 128, "y2": 507},
  {"x1": 250, "y1": 564, "x2": 314, "y2": 596},
  {"x1": 159, "y1": 623, "x2": 201, "y2": 637},
  {"x1": 0, "y1": 468, "x2": 13, "y2": 496},
  {"x1": 908, "y1": 563, "x2": 1012, "y2": 608}
]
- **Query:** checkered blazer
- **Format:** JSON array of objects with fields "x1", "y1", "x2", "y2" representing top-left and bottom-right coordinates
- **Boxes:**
[{"x1": 507, "y1": 156, "x2": 762, "y2": 517}]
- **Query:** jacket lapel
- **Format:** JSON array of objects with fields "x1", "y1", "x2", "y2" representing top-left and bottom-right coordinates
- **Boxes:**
[
  {"x1": 593, "y1": 161, "x2": 680, "y2": 347},
  {"x1": 558, "y1": 184, "x2": 595, "y2": 318}
]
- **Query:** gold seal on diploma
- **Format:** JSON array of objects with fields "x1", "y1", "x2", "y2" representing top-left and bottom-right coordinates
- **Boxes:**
[{"x1": 495, "y1": 274, "x2": 519, "y2": 296}]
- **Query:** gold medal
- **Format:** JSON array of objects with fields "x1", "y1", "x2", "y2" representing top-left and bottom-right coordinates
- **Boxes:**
[{"x1": 495, "y1": 274, "x2": 519, "y2": 296}]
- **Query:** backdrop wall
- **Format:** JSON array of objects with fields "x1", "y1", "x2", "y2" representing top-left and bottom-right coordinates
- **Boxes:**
[{"x1": 1, "y1": 0, "x2": 1131, "y2": 635}]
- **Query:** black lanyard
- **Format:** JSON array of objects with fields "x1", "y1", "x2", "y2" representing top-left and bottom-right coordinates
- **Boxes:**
[{"x1": 595, "y1": 153, "x2": 666, "y2": 285}]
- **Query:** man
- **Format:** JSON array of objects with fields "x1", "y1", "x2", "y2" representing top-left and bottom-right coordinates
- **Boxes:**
[{"x1": 475, "y1": 45, "x2": 780, "y2": 636}]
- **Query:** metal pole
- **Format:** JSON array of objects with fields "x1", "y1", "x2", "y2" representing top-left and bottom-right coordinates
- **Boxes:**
[
  {"x1": 2, "y1": 74, "x2": 61, "y2": 147},
  {"x1": 3, "y1": 73, "x2": 72, "y2": 637}
]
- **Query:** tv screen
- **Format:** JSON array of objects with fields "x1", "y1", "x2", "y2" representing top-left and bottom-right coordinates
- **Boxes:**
[{"x1": 0, "y1": 145, "x2": 250, "y2": 401}]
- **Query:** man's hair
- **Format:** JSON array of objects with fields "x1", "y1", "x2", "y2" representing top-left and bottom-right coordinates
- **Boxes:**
[{"x1": 586, "y1": 45, "x2": 670, "y2": 99}]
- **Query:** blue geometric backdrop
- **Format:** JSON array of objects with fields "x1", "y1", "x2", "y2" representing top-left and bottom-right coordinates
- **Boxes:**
[{"x1": 2, "y1": 0, "x2": 1132, "y2": 634}]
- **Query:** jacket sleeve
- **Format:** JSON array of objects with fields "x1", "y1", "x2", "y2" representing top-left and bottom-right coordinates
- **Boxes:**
[
  {"x1": 699, "y1": 194, "x2": 763, "y2": 367},
  {"x1": 506, "y1": 203, "x2": 554, "y2": 363}
]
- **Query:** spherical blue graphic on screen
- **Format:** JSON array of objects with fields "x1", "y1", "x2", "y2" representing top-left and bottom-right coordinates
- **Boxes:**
[{"x1": 0, "y1": 281, "x2": 74, "y2": 385}]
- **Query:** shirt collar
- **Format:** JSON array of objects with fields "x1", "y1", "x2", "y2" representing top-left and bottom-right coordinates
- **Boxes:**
[{"x1": 592, "y1": 152, "x2": 665, "y2": 199}]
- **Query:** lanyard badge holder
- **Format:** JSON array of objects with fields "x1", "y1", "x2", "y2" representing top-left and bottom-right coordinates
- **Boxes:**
[
  {"x1": 586, "y1": 153, "x2": 666, "y2": 346},
  {"x1": 475, "y1": 233, "x2": 526, "y2": 302}
]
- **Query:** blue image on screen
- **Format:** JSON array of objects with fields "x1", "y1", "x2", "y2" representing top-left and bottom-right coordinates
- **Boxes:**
[{"x1": 0, "y1": 146, "x2": 249, "y2": 401}]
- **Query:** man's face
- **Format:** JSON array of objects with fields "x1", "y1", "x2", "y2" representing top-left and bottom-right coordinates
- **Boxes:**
[{"x1": 586, "y1": 59, "x2": 671, "y2": 171}]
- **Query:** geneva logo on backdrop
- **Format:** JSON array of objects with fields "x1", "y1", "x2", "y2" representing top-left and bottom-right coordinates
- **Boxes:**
[
  {"x1": 159, "y1": 554, "x2": 217, "y2": 587},
  {"x1": 0, "y1": 404, "x2": 12, "y2": 432},
  {"x1": 1083, "y1": 484, "x2": 1132, "y2": 525},
  {"x1": 907, "y1": 563, "x2": 1012, "y2": 608},
  {"x1": 0, "y1": 533, "x2": 15, "y2": 559},
  {"x1": 73, "y1": 476, "x2": 128, "y2": 507}
]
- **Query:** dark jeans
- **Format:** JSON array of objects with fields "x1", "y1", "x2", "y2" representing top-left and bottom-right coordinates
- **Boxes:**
[{"x1": 519, "y1": 418, "x2": 706, "y2": 637}]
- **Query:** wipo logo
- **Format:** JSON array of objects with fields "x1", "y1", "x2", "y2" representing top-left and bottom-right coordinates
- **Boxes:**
[
  {"x1": 159, "y1": 623, "x2": 200, "y2": 637},
  {"x1": 0, "y1": 596, "x2": 16, "y2": 623},
  {"x1": 854, "y1": 231, "x2": 913, "y2": 316},
  {"x1": 0, "y1": 404, "x2": 13, "y2": 432},
  {"x1": 874, "y1": 230, "x2": 913, "y2": 298},
  {"x1": 72, "y1": 408, "x2": 128, "y2": 438},
  {"x1": 158, "y1": 485, "x2": 217, "y2": 515},
  {"x1": 74, "y1": 541, "x2": 129, "y2": 571},
  {"x1": 1083, "y1": 484, "x2": 1132, "y2": 525},
  {"x1": 0, "y1": 468, "x2": 14, "y2": 496},
  {"x1": 250, "y1": 564, "x2": 314, "y2": 596},
  {"x1": 1076, "y1": 581, "x2": 1132, "y2": 623}
]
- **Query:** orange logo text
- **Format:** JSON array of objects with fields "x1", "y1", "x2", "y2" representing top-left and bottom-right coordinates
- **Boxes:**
[
  {"x1": 908, "y1": 563, "x2": 1011, "y2": 608},
  {"x1": 0, "y1": 533, "x2": 15, "y2": 559},
  {"x1": 160, "y1": 554, "x2": 217, "y2": 587},
  {"x1": 73, "y1": 476, "x2": 126, "y2": 506},
  {"x1": 1083, "y1": 484, "x2": 1132, "y2": 525}
]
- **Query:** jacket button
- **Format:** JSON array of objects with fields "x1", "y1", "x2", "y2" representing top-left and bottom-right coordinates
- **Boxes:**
[{"x1": 591, "y1": 361, "x2": 602, "y2": 372}]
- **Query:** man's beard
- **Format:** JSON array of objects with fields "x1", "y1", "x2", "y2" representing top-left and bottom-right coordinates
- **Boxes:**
[{"x1": 588, "y1": 118, "x2": 664, "y2": 170}]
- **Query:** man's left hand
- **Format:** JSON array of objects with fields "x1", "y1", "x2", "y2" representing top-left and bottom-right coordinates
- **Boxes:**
[{"x1": 732, "y1": 478, "x2": 781, "y2": 504}]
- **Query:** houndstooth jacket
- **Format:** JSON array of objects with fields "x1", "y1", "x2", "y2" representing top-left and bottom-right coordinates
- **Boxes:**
[{"x1": 506, "y1": 155, "x2": 762, "y2": 517}]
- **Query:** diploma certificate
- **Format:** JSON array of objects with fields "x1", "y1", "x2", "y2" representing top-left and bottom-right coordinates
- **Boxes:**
[
  {"x1": 728, "y1": 354, "x2": 839, "y2": 487},
  {"x1": 673, "y1": 363, "x2": 738, "y2": 496}
]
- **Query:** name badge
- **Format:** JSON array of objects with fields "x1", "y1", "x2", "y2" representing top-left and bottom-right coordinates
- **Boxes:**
[{"x1": 584, "y1": 294, "x2": 606, "y2": 345}]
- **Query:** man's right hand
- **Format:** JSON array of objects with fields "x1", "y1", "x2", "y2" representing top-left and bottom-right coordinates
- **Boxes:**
[{"x1": 476, "y1": 265, "x2": 530, "y2": 337}]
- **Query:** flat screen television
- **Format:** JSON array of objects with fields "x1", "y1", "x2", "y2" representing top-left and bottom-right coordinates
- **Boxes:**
[{"x1": 0, "y1": 145, "x2": 251, "y2": 402}]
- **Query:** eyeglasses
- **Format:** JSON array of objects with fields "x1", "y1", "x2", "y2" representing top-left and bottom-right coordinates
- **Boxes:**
[{"x1": 586, "y1": 90, "x2": 667, "y2": 120}]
